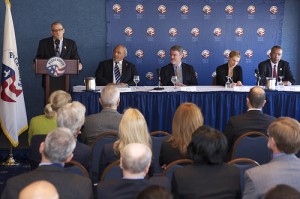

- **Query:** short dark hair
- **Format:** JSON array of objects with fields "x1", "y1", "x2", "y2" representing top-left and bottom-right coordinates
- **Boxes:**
[
  {"x1": 248, "y1": 86, "x2": 265, "y2": 108},
  {"x1": 187, "y1": 125, "x2": 227, "y2": 165},
  {"x1": 265, "y1": 184, "x2": 300, "y2": 199},
  {"x1": 271, "y1": 45, "x2": 282, "y2": 52}
]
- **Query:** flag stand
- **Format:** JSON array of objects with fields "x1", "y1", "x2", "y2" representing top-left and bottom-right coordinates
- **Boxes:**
[{"x1": 1, "y1": 145, "x2": 19, "y2": 166}]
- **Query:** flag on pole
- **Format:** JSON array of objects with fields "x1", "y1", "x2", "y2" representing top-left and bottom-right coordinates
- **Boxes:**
[{"x1": 0, "y1": 0, "x2": 28, "y2": 147}]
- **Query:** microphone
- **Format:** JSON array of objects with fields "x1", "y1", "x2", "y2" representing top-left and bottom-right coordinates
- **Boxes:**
[
  {"x1": 254, "y1": 69, "x2": 259, "y2": 77},
  {"x1": 254, "y1": 69, "x2": 261, "y2": 86},
  {"x1": 153, "y1": 68, "x2": 164, "y2": 90}
]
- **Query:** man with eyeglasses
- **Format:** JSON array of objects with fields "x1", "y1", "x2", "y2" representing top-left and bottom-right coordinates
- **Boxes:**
[{"x1": 34, "y1": 21, "x2": 82, "y2": 93}]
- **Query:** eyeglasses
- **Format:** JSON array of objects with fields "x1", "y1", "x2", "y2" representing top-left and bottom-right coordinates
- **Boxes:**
[{"x1": 51, "y1": 29, "x2": 64, "y2": 33}]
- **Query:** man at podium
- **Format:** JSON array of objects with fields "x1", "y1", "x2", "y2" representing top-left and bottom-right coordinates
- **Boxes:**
[{"x1": 34, "y1": 21, "x2": 82, "y2": 93}]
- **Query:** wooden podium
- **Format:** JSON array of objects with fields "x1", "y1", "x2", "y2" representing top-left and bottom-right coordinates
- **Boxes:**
[{"x1": 35, "y1": 59, "x2": 79, "y2": 104}]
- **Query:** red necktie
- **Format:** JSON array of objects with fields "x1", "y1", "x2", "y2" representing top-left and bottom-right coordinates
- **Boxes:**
[{"x1": 273, "y1": 65, "x2": 277, "y2": 78}]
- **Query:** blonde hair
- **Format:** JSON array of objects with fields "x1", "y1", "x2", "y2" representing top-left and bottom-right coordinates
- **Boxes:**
[
  {"x1": 44, "y1": 90, "x2": 72, "y2": 118},
  {"x1": 168, "y1": 103, "x2": 204, "y2": 155},
  {"x1": 113, "y1": 108, "x2": 151, "y2": 154},
  {"x1": 229, "y1": 50, "x2": 240, "y2": 58}
]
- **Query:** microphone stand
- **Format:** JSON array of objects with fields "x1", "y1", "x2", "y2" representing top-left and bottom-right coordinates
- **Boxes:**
[{"x1": 153, "y1": 69, "x2": 164, "y2": 90}]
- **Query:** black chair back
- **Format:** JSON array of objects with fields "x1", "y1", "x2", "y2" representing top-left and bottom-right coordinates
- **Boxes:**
[
  {"x1": 161, "y1": 159, "x2": 193, "y2": 180},
  {"x1": 29, "y1": 135, "x2": 47, "y2": 170}
]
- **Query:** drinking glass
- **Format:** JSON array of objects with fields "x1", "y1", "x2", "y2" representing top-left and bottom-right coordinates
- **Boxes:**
[
  {"x1": 278, "y1": 76, "x2": 284, "y2": 90},
  {"x1": 133, "y1": 75, "x2": 140, "y2": 88},
  {"x1": 171, "y1": 76, "x2": 177, "y2": 89},
  {"x1": 225, "y1": 76, "x2": 231, "y2": 89}
]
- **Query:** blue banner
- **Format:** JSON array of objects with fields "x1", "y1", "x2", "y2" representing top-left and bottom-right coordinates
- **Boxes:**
[{"x1": 106, "y1": 0, "x2": 285, "y2": 86}]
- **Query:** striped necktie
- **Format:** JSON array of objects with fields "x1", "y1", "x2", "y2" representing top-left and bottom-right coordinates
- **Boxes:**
[{"x1": 114, "y1": 62, "x2": 121, "y2": 83}]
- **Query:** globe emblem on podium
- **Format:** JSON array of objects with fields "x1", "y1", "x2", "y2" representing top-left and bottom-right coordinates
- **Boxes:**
[{"x1": 46, "y1": 57, "x2": 66, "y2": 77}]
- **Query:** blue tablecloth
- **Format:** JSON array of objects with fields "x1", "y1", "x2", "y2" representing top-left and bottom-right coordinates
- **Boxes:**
[{"x1": 72, "y1": 90, "x2": 300, "y2": 133}]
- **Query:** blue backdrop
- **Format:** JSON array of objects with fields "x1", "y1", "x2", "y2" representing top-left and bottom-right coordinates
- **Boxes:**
[{"x1": 106, "y1": 0, "x2": 285, "y2": 86}]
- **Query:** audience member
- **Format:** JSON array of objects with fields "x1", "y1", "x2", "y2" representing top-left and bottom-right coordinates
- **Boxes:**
[
  {"x1": 160, "y1": 45, "x2": 197, "y2": 86},
  {"x1": 82, "y1": 85, "x2": 122, "y2": 146},
  {"x1": 172, "y1": 125, "x2": 241, "y2": 199},
  {"x1": 97, "y1": 143, "x2": 170, "y2": 199},
  {"x1": 216, "y1": 50, "x2": 243, "y2": 86},
  {"x1": 35, "y1": 21, "x2": 82, "y2": 92},
  {"x1": 1, "y1": 128, "x2": 93, "y2": 199},
  {"x1": 264, "y1": 184, "x2": 300, "y2": 199},
  {"x1": 95, "y1": 44, "x2": 138, "y2": 86},
  {"x1": 258, "y1": 45, "x2": 295, "y2": 86},
  {"x1": 18, "y1": 180, "x2": 59, "y2": 199},
  {"x1": 57, "y1": 101, "x2": 91, "y2": 169},
  {"x1": 224, "y1": 86, "x2": 275, "y2": 155},
  {"x1": 28, "y1": 90, "x2": 71, "y2": 145},
  {"x1": 137, "y1": 185, "x2": 173, "y2": 199},
  {"x1": 99, "y1": 108, "x2": 152, "y2": 176},
  {"x1": 160, "y1": 103, "x2": 204, "y2": 167},
  {"x1": 243, "y1": 117, "x2": 300, "y2": 199}
]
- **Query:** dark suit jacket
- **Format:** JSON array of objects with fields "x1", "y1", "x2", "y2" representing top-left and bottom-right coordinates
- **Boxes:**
[
  {"x1": 216, "y1": 64, "x2": 243, "y2": 86},
  {"x1": 1, "y1": 165, "x2": 93, "y2": 199},
  {"x1": 224, "y1": 110, "x2": 275, "y2": 155},
  {"x1": 95, "y1": 59, "x2": 138, "y2": 86},
  {"x1": 172, "y1": 164, "x2": 241, "y2": 199},
  {"x1": 160, "y1": 63, "x2": 198, "y2": 86},
  {"x1": 97, "y1": 177, "x2": 170, "y2": 199},
  {"x1": 258, "y1": 59, "x2": 295, "y2": 85},
  {"x1": 72, "y1": 141, "x2": 91, "y2": 170},
  {"x1": 35, "y1": 37, "x2": 81, "y2": 91},
  {"x1": 159, "y1": 141, "x2": 188, "y2": 166}
]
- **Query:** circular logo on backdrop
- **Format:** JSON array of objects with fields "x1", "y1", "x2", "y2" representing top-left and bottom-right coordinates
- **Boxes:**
[
  {"x1": 191, "y1": 28, "x2": 200, "y2": 37},
  {"x1": 157, "y1": 50, "x2": 166, "y2": 59},
  {"x1": 202, "y1": 50, "x2": 210, "y2": 58},
  {"x1": 180, "y1": 5, "x2": 189, "y2": 14},
  {"x1": 203, "y1": 5, "x2": 212, "y2": 14},
  {"x1": 213, "y1": 28, "x2": 222, "y2": 37},
  {"x1": 183, "y1": 50, "x2": 188, "y2": 58},
  {"x1": 245, "y1": 49, "x2": 254, "y2": 58},
  {"x1": 235, "y1": 27, "x2": 244, "y2": 36},
  {"x1": 225, "y1": 5, "x2": 234, "y2": 14},
  {"x1": 135, "y1": 50, "x2": 144, "y2": 59},
  {"x1": 270, "y1": 6, "x2": 278, "y2": 14},
  {"x1": 257, "y1": 28, "x2": 265, "y2": 36},
  {"x1": 124, "y1": 27, "x2": 133, "y2": 36},
  {"x1": 46, "y1": 57, "x2": 66, "y2": 77},
  {"x1": 223, "y1": 50, "x2": 231, "y2": 58},
  {"x1": 146, "y1": 72, "x2": 154, "y2": 80},
  {"x1": 267, "y1": 50, "x2": 271, "y2": 58},
  {"x1": 112, "y1": 4, "x2": 122, "y2": 13},
  {"x1": 247, "y1": 5, "x2": 256, "y2": 14},
  {"x1": 147, "y1": 27, "x2": 156, "y2": 36},
  {"x1": 169, "y1": 28, "x2": 177, "y2": 37},
  {"x1": 158, "y1": 5, "x2": 167, "y2": 14},
  {"x1": 136, "y1": 4, "x2": 144, "y2": 13}
]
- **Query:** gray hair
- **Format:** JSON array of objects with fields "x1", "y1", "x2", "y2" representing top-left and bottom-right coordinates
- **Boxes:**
[
  {"x1": 121, "y1": 143, "x2": 152, "y2": 174},
  {"x1": 170, "y1": 45, "x2": 183, "y2": 54},
  {"x1": 44, "y1": 127, "x2": 76, "y2": 163},
  {"x1": 56, "y1": 101, "x2": 86, "y2": 135},
  {"x1": 100, "y1": 85, "x2": 120, "y2": 107}
]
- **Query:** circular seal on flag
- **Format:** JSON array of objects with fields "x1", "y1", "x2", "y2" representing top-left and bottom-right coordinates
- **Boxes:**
[{"x1": 46, "y1": 57, "x2": 66, "y2": 77}]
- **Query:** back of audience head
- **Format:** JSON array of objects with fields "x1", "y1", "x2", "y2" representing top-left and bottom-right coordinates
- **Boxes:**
[
  {"x1": 44, "y1": 90, "x2": 71, "y2": 118},
  {"x1": 114, "y1": 108, "x2": 151, "y2": 154},
  {"x1": 247, "y1": 86, "x2": 266, "y2": 109},
  {"x1": 100, "y1": 85, "x2": 120, "y2": 109},
  {"x1": 121, "y1": 143, "x2": 152, "y2": 176},
  {"x1": 267, "y1": 117, "x2": 300, "y2": 154},
  {"x1": 188, "y1": 125, "x2": 227, "y2": 165},
  {"x1": 56, "y1": 101, "x2": 86, "y2": 137},
  {"x1": 18, "y1": 180, "x2": 59, "y2": 199},
  {"x1": 136, "y1": 185, "x2": 173, "y2": 199},
  {"x1": 41, "y1": 127, "x2": 76, "y2": 164},
  {"x1": 264, "y1": 184, "x2": 300, "y2": 199},
  {"x1": 169, "y1": 103, "x2": 204, "y2": 155}
]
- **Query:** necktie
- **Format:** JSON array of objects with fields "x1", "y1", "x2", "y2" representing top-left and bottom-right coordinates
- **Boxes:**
[
  {"x1": 114, "y1": 62, "x2": 121, "y2": 83},
  {"x1": 176, "y1": 66, "x2": 181, "y2": 83},
  {"x1": 55, "y1": 43, "x2": 60, "y2": 57},
  {"x1": 273, "y1": 65, "x2": 277, "y2": 78}
]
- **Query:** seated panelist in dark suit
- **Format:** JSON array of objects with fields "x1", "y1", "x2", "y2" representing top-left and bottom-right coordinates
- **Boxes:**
[
  {"x1": 1, "y1": 128, "x2": 93, "y2": 199},
  {"x1": 160, "y1": 45, "x2": 198, "y2": 86},
  {"x1": 172, "y1": 125, "x2": 241, "y2": 199},
  {"x1": 216, "y1": 50, "x2": 243, "y2": 86},
  {"x1": 97, "y1": 143, "x2": 170, "y2": 199},
  {"x1": 95, "y1": 44, "x2": 138, "y2": 86},
  {"x1": 258, "y1": 45, "x2": 295, "y2": 86},
  {"x1": 34, "y1": 21, "x2": 82, "y2": 93}
]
